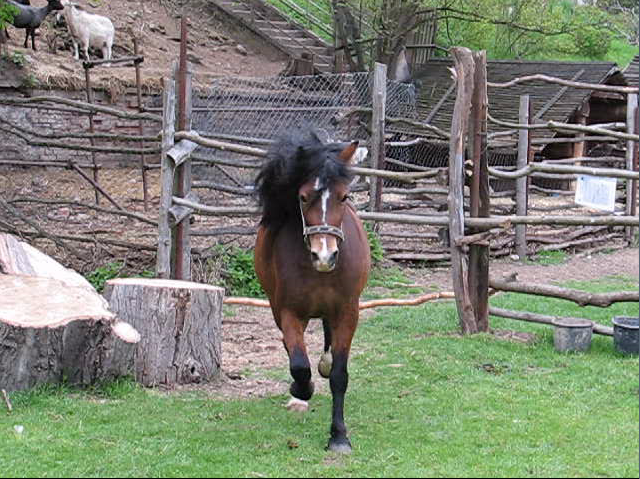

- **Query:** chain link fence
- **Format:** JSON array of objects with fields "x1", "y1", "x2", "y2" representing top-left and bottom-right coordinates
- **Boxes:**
[{"x1": 184, "y1": 72, "x2": 417, "y2": 186}]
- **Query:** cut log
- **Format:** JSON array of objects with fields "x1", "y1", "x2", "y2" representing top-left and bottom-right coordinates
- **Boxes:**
[
  {"x1": 104, "y1": 278, "x2": 224, "y2": 387},
  {"x1": 0, "y1": 233, "x2": 138, "y2": 391}
]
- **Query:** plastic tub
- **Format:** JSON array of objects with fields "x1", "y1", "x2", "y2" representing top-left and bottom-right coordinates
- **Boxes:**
[
  {"x1": 552, "y1": 318, "x2": 593, "y2": 353},
  {"x1": 612, "y1": 316, "x2": 639, "y2": 356}
]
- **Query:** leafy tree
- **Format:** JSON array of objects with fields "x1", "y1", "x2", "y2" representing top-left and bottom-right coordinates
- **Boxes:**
[
  {"x1": 333, "y1": 0, "x2": 627, "y2": 69},
  {"x1": 0, "y1": 1, "x2": 17, "y2": 31}
]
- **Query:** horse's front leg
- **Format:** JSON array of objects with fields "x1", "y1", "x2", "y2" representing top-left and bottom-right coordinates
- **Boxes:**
[
  {"x1": 327, "y1": 307, "x2": 358, "y2": 454},
  {"x1": 280, "y1": 310, "x2": 314, "y2": 411}
]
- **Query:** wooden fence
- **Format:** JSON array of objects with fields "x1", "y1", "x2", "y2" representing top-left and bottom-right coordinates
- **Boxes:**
[
  {"x1": 0, "y1": 52, "x2": 159, "y2": 212},
  {"x1": 157, "y1": 43, "x2": 639, "y2": 336}
]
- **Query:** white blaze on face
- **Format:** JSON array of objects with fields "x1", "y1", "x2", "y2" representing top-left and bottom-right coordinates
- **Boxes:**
[
  {"x1": 308, "y1": 185, "x2": 339, "y2": 272},
  {"x1": 321, "y1": 188, "x2": 329, "y2": 223}
]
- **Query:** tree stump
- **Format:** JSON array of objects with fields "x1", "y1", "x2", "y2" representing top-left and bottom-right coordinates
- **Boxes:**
[
  {"x1": 104, "y1": 278, "x2": 224, "y2": 387},
  {"x1": 0, "y1": 233, "x2": 138, "y2": 392}
]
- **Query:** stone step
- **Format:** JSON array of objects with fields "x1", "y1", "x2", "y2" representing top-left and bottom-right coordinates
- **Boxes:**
[
  {"x1": 253, "y1": 19, "x2": 292, "y2": 29},
  {"x1": 284, "y1": 44, "x2": 330, "y2": 55},
  {"x1": 261, "y1": 27, "x2": 309, "y2": 39},
  {"x1": 273, "y1": 35, "x2": 321, "y2": 46},
  {"x1": 213, "y1": 0, "x2": 334, "y2": 72}
]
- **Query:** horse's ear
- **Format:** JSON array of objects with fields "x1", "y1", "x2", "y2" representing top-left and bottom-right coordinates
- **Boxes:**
[{"x1": 338, "y1": 141, "x2": 359, "y2": 164}]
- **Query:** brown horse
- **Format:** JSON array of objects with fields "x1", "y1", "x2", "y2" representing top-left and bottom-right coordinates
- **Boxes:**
[{"x1": 254, "y1": 129, "x2": 371, "y2": 453}]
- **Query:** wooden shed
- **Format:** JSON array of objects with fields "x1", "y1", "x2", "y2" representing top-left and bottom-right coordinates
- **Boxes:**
[{"x1": 385, "y1": 58, "x2": 624, "y2": 191}]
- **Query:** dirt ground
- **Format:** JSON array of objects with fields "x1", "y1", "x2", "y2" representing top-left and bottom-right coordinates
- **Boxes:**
[
  {"x1": 2, "y1": 0, "x2": 289, "y2": 89},
  {"x1": 1, "y1": 6, "x2": 638, "y2": 400},
  {"x1": 196, "y1": 246, "x2": 639, "y2": 400},
  {"x1": 1, "y1": 164, "x2": 638, "y2": 400}
]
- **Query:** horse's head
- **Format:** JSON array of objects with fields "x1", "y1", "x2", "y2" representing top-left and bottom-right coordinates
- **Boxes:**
[
  {"x1": 298, "y1": 141, "x2": 358, "y2": 272},
  {"x1": 255, "y1": 129, "x2": 359, "y2": 273}
]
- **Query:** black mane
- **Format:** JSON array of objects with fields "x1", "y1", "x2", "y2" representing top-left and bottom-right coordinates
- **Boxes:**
[{"x1": 254, "y1": 129, "x2": 353, "y2": 231}]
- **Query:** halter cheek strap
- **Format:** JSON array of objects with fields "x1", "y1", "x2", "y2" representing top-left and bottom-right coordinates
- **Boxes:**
[{"x1": 299, "y1": 200, "x2": 345, "y2": 244}]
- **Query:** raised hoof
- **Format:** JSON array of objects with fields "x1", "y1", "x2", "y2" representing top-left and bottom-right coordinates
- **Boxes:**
[
  {"x1": 290, "y1": 380, "x2": 314, "y2": 401},
  {"x1": 318, "y1": 351, "x2": 332, "y2": 378},
  {"x1": 285, "y1": 397, "x2": 309, "y2": 413},
  {"x1": 326, "y1": 439, "x2": 352, "y2": 454}
]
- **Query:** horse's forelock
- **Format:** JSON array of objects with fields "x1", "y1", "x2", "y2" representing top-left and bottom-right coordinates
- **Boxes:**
[{"x1": 255, "y1": 130, "x2": 352, "y2": 229}]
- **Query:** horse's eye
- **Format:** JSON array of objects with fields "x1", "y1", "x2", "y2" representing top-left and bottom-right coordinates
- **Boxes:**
[
  {"x1": 300, "y1": 195, "x2": 308, "y2": 203},
  {"x1": 341, "y1": 195, "x2": 350, "y2": 203}
]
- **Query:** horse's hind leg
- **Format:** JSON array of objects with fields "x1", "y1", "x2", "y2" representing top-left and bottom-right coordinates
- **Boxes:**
[
  {"x1": 318, "y1": 318, "x2": 332, "y2": 378},
  {"x1": 280, "y1": 311, "x2": 314, "y2": 410}
]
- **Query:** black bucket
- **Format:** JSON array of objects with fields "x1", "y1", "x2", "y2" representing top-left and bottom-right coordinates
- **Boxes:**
[{"x1": 612, "y1": 316, "x2": 639, "y2": 356}]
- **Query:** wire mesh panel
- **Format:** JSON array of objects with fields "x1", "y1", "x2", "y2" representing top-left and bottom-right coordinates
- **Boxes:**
[{"x1": 189, "y1": 72, "x2": 418, "y2": 186}]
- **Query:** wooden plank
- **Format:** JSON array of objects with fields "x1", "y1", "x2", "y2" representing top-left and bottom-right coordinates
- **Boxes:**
[
  {"x1": 468, "y1": 50, "x2": 490, "y2": 333},
  {"x1": 156, "y1": 77, "x2": 176, "y2": 279},
  {"x1": 515, "y1": 95, "x2": 530, "y2": 260},
  {"x1": 448, "y1": 47, "x2": 477, "y2": 334},
  {"x1": 368, "y1": 63, "x2": 387, "y2": 216},
  {"x1": 625, "y1": 94, "x2": 638, "y2": 241}
]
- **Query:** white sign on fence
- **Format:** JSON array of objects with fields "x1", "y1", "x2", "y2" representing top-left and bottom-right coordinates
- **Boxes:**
[{"x1": 575, "y1": 175, "x2": 618, "y2": 212}]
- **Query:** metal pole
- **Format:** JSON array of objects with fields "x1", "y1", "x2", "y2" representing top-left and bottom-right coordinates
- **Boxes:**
[
  {"x1": 133, "y1": 37, "x2": 149, "y2": 212},
  {"x1": 172, "y1": 16, "x2": 192, "y2": 280}
]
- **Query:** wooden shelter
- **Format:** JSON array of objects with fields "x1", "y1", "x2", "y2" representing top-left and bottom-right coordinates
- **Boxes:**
[{"x1": 386, "y1": 58, "x2": 625, "y2": 191}]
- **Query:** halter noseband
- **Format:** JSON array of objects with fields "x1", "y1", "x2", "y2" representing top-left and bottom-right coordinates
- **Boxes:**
[{"x1": 299, "y1": 199, "x2": 345, "y2": 244}]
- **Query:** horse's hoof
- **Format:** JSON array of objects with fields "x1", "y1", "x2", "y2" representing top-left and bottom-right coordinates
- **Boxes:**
[
  {"x1": 285, "y1": 397, "x2": 309, "y2": 412},
  {"x1": 318, "y1": 351, "x2": 332, "y2": 378},
  {"x1": 327, "y1": 439, "x2": 352, "y2": 454},
  {"x1": 290, "y1": 380, "x2": 314, "y2": 401}
]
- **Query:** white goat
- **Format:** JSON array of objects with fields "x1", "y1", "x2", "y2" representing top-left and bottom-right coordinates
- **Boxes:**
[{"x1": 61, "y1": 0, "x2": 114, "y2": 63}]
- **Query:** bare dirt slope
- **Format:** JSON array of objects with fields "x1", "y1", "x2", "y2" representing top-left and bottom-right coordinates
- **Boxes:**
[{"x1": 2, "y1": 0, "x2": 288, "y2": 89}]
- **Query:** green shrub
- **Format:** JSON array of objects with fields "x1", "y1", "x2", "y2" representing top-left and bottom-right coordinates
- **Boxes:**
[
  {"x1": 84, "y1": 262, "x2": 154, "y2": 293},
  {"x1": 85, "y1": 261, "x2": 124, "y2": 292},
  {"x1": 213, "y1": 246, "x2": 265, "y2": 298},
  {"x1": 364, "y1": 221, "x2": 384, "y2": 265}
]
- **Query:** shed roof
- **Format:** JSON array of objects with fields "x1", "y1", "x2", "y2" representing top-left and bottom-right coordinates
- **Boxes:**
[{"x1": 409, "y1": 58, "x2": 620, "y2": 147}]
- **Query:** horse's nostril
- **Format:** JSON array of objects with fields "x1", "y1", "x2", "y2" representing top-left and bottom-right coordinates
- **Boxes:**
[
  {"x1": 330, "y1": 251, "x2": 338, "y2": 264},
  {"x1": 311, "y1": 251, "x2": 320, "y2": 262}
]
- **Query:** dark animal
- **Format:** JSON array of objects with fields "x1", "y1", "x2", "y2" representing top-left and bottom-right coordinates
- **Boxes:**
[
  {"x1": 253, "y1": 129, "x2": 371, "y2": 453},
  {"x1": 5, "y1": 0, "x2": 63, "y2": 50}
]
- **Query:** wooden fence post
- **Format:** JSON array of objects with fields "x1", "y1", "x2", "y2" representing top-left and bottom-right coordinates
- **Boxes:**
[
  {"x1": 156, "y1": 77, "x2": 176, "y2": 279},
  {"x1": 468, "y1": 50, "x2": 489, "y2": 333},
  {"x1": 83, "y1": 64, "x2": 100, "y2": 206},
  {"x1": 625, "y1": 93, "x2": 638, "y2": 241},
  {"x1": 368, "y1": 62, "x2": 387, "y2": 219},
  {"x1": 133, "y1": 37, "x2": 149, "y2": 212},
  {"x1": 515, "y1": 94, "x2": 530, "y2": 260},
  {"x1": 448, "y1": 47, "x2": 476, "y2": 334}
]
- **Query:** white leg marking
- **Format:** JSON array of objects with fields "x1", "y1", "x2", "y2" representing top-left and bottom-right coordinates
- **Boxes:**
[{"x1": 285, "y1": 397, "x2": 309, "y2": 412}]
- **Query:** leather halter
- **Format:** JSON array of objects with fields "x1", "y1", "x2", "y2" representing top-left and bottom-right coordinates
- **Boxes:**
[{"x1": 299, "y1": 199, "x2": 345, "y2": 245}]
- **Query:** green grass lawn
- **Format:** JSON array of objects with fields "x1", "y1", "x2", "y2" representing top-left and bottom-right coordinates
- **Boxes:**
[{"x1": 0, "y1": 275, "x2": 637, "y2": 477}]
